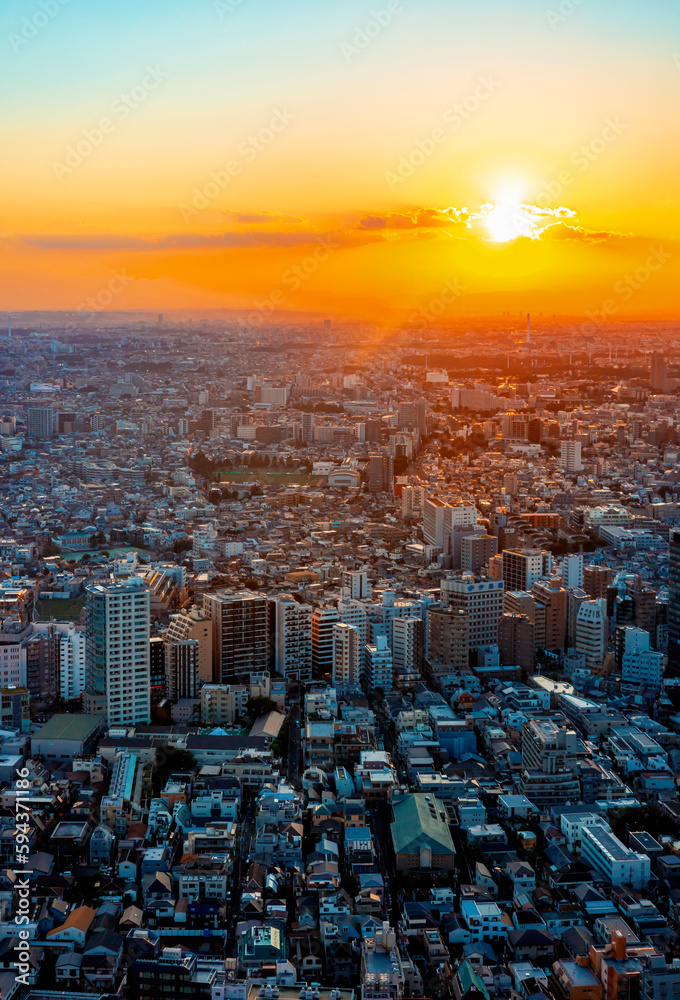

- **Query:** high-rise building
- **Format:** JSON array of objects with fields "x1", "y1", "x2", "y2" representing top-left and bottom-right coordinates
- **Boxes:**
[
  {"x1": 332, "y1": 622, "x2": 362, "y2": 685},
  {"x1": 397, "y1": 400, "x2": 427, "y2": 435},
  {"x1": 583, "y1": 565, "x2": 612, "y2": 601},
  {"x1": 669, "y1": 529, "x2": 680, "y2": 670},
  {"x1": 272, "y1": 593, "x2": 312, "y2": 683},
  {"x1": 391, "y1": 617, "x2": 423, "y2": 682},
  {"x1": 441, "y1": 574, "x2": 504, "y2": 650},
  {"x1": 166, "y1": 607, "x2": 214, "y2": 684},
  {"x1": 149, "y1": 636, "x2": 166, "y2": 708},
  {"x1": 575, "y1": 598, "x2": 607, "y2": 668},
  {"x1": 311, "y1": 605, "x2": 340, "y2": 678},
  {"x1": 83, "y1": 579, "x2": 151, "y2": 726},
  {"x1": 427, "y1": 608, "x2": 469, "y2": 672},
  {"x1": 203, "y1": 590, "x2": 268, "y2": 682},
  {"x1": 498, "y1": 613, "x2": 534, "y2": 672},
  {"x1": 561, "y1": 554, "x2": 584, "y2": 589},
  {"x1": 461, "y1": 533, "x2": 498, "y2": 573},
  {"x1": 502, "y1": 549, "x2": 552, "y2": 591},
  {"x1": 560, "y1": 440, "x2": 583, "y2": 473},
  {"x1": 27, "y1": 406, "x2": 54, "y2": 439},
  {"x1": 364, "y1": 636, "x2": 393, "y2": 694},
  {"x1": 423, "y1": 499, "x2": 478, "y2": 550},
  {"x1": 343, "y1": 571, "x2": 371, "y2": 600},
  {"x1": 338, "y1": 597, "x2": 369, "y2": 648},
  {"x1": 164, "y1": 638, "x2": 200, "y2": 700},
  {"x1": 531, "y1": 578, "x2": 567, "y2": 650},
  {"x1": 650, "y1": 352, "x2": 668, "y2": 392},
  {"x1": 301, "y1": 411, "x2": 315, "y2": 443},
  {"x1": 367, "y1": 452, "x2": 394, "y2": 494}
]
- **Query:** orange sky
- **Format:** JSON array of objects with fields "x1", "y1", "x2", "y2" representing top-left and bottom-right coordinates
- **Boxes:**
[{"x1": 1, "y1": 0, "x2": 679, "y2": 323}]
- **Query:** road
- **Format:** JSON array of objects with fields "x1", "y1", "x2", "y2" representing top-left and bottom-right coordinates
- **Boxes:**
[{"x1": 287, "y1": 696, "x2": 302, "y2": 788}]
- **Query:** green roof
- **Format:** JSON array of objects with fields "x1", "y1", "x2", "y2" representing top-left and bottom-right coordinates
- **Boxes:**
[
  {"x1": 390, "y1": 793, "x2": 455, "y2": 856},
  {"x1": 457, "y1": 960, "x2": 491, "y2": 1000},
  {"x1": 34, "y1": 714, "x2": 104, "y2": 743}
]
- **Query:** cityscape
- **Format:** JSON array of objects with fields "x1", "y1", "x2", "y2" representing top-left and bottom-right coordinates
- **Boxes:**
[{"x1": 2, "y1": 1, "x2": 680, "y2": 1000}]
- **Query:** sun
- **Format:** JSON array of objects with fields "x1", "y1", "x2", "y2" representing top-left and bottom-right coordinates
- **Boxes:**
[{"x1": 483, "y1": 201, "x2": 537, "y2": 242}]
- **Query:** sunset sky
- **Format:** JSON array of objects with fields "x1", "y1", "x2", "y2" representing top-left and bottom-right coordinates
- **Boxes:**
[{"x1": 2, "y1": 0, "x2": 679, "y2": 322}]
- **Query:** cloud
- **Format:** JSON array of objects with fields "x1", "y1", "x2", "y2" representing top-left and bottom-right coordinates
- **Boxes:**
[
  {"x1": 17, "y1": 229, "x2": 380, "y2": 251},
  {"x1": 223, "y1": 210, "x2": 308, "y2": 226},
  {"x1": 356, "y1": 207, "x2": 471, "y2": 230}
]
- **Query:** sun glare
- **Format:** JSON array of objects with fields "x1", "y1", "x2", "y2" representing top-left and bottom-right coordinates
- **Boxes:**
[{"x1": 483, "y1": 201, "x2": 537, "y2": 242}]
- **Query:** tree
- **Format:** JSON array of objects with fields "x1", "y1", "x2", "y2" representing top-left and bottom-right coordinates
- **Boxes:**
[
  {"x1": 247, "y1": 696, "x2": 277, "y2": 718},
  {"x1": 154, "y1": 745, "x2": 197, "y2": 788}
]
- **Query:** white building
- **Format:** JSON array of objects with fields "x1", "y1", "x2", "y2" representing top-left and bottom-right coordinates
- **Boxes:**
[
  {"x1": 83, "y1": 578, "x2": 151, "y2": 726},
  {"x1": 343, "y1": 571, "x2": 371, "y2": 600},
  {"x1": 423, "y1": 498, "x2": 477, "y2": 550},
  {"x1": 562, "y1": 554, "x2": 584, "y2": 589},
  {"x1": 561, "y1": 440, "x2": 584, "y2": 473},
  {"x1": 580, "y1": 821, "x2": 651, "y2": 888},
  {"x1": 272, "y1": 594, "x2": 312, "y2": 683},
  {"x1": 575, "y1": 599, "x2": 607, "y2": 669},
  {"x1": 56, "y1": 623, "x2": 86, "y2": 700},
  {"x1": 392, "y1": 617, "x2": 422, "y2": 678},
  {"x1": 332, "y1": 622, "x2": 362, "y2": 685}
]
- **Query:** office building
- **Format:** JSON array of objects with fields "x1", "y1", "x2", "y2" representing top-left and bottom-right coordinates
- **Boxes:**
[
  {"x1": 502, "y1": 549, "x2": 552, "y2": 591},
  {"x1": 27, "y1": 406, "x2": 54, "y2": 439},
  {"x1": 518, "y1": 718, "x2": 582, "y2": 807},
  {"x1": 332, "y1": 622, "x2": 362, "y2": 685},
  {"x1": 83, "y1": 579, "x2": 151, "y2": 726},
  {"x1": 580, "y1": 821, "x2": 651, "y2": 889},
  {"x1": 203, "y1": 590, "x2": 268, "y2": 682},
  {"x1": 271, "y1": 593, "x2": 312, "y2": 683},
  {"x1": 442, "y1": 574, "x2": 504, "y2": 650}
]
